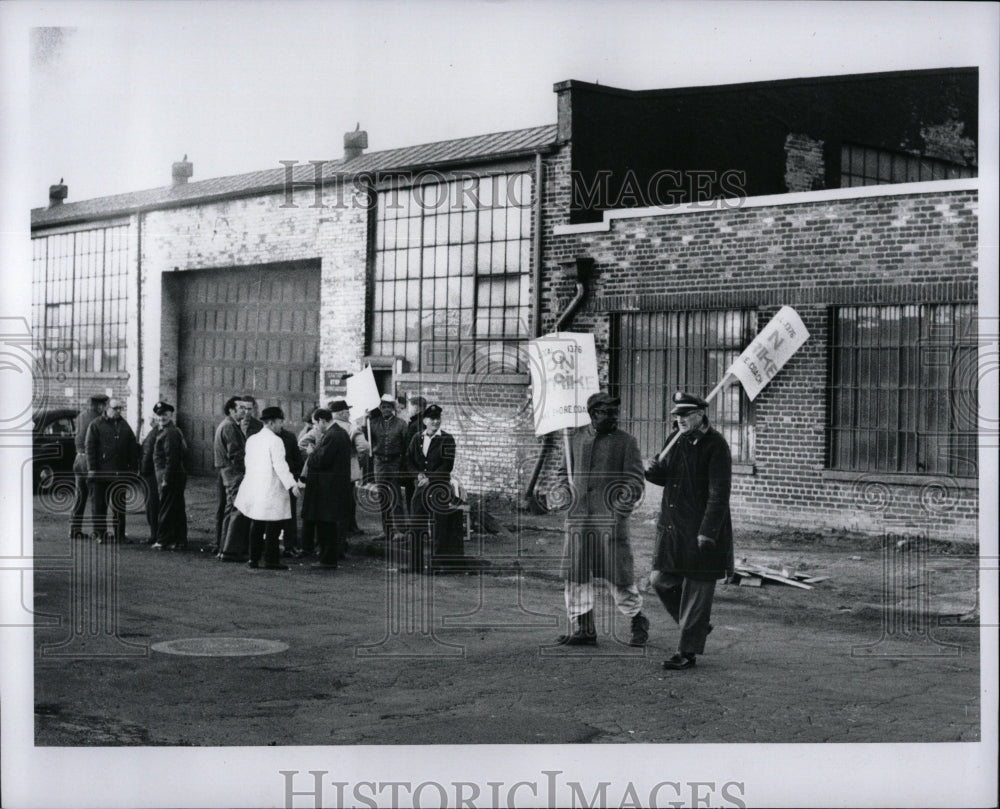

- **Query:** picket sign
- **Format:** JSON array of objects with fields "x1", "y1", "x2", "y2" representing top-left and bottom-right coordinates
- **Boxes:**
[
  {"x1": 526, "y1": 332, "x2": 602, "y2": 479},
  {"x1": 655, "y1": 306, "x2": 810, "y2": 462},
  {"x1": 345, "y1": 365, "x2": 382, "y2": 419}
]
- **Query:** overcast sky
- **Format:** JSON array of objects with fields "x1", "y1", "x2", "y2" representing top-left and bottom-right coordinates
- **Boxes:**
[{"x1": 5, "y1": 0, "x2": 997, "y2": 209}]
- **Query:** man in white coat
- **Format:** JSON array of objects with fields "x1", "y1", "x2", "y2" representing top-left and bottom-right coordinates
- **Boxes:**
[{"x1": 234, "y1": 406, "x2": 303, "y2": 570}]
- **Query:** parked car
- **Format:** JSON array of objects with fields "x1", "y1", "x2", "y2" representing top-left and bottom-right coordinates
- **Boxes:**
[{"x1": 33, "y1": 408, "x2": 78, "y2": 494}]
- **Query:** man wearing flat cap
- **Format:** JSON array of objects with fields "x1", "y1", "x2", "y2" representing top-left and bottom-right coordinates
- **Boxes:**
[
  {"x1": 644, "y1": 391, "x2": 734, "y2": 671},
  {"x1": 555, "y1": 391, "x2": 650, "y2": 647},
  {"x1": 329, "y1": 399, "x2": 370, "y2": 547},
  {"x1": 370, "y1": 393, "x2": 409, "y2": 541},
  {"x1": 151, "y1": 402, "x2": 188, "y2": 550}
]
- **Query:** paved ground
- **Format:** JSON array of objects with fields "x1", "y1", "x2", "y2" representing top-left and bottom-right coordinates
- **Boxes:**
[{"x1": 31, "y1": 474, "x2": 981, "y2": 746}]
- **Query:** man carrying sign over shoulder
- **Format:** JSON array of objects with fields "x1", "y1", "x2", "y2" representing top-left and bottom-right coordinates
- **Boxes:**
[
  {"x1": 554, "y1": 392, "x2": 650, "y2": 647},
  {"x1": 644, "y1": 391, "x2": 734, "y2": 670}
]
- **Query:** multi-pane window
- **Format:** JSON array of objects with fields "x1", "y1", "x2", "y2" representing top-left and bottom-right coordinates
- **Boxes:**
[
  {"x1": 371, "y1": 173, "x2": 533, "y2": 373},
  {"x1": 611, "y1": 309, "x2": 756, "y2": 463},
  {"x1": 840, "y1": 144, "x2": 975, "y2": 187},
  {"x1": 828, "y1": 304, "x2": 977, "y2": 476},
  {"x1": 31, "y1": 226, "x2": 129, "y2": 374}
]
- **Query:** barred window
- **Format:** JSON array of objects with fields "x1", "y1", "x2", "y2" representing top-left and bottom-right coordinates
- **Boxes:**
[
  {"x1": 827, "y1": 304, "x2": 977, "y2": 476},
  {"x1": 371, "y1": 173, "x2": 533, "y2": 373},
  {"x1": 840, "y1": 144, "x2": 975, "y2": 187},
  {"x1": 610, "y1": 309, "x2": 756, "y2": 463},
  {"x1": 31, "y1": 225, "x2": 129, "y2": 374}
]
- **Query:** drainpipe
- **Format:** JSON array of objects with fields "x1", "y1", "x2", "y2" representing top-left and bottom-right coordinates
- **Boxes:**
[
  {"x1": 531, "y1": 151, "x2": 544, "y2": 338},
  {"x1": 135, "y1": 211, "x2": 144, "y2": 436},
  {"x1": 521, "y1": 256, "x2": 596, "y2": 512}
]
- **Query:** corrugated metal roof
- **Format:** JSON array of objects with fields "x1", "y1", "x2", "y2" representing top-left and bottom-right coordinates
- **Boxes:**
[{"x1": 31, "y1": 124, "x2": 558, "y2": 229}]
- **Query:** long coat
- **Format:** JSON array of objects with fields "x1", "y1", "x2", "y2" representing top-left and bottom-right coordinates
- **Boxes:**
[
  {"x1": 300, "y1": 424, "x2": 352, "y2": 524},
  {"x1": 234, "y1": 428, "x2": 297, "y2": 522},
  {"x1": 406, "y1": 428, "x2": 463, "y2": 556},
  {"x1": 558, "y1": 425, "x2": 645, "y2": 587},
  {"x1": 644, "y1": 426, "x2": 734, "y2": 581}
]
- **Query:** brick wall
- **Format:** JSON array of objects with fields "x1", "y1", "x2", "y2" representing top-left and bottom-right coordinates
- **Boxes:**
[
  {"x1": 140, "y1": 188, "x2": 369, "y2": 422},
  {"x1": 541, "y1": 186, "x2": 979, "y2": 541}
]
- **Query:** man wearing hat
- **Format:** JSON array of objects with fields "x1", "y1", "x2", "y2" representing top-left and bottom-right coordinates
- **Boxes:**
[
  {"x1": 85, "y1": 396, "x2": 139, "y2": 543},
  {"x1": 369, "y1": 393, "x2": 409, "y2": 541},
  {"x1": 300, "y1": 405, "x2": 353, "y2": 569},
  {"x1": 644, "y1": 391, "x2": 734, "y2": 671},
  {"x1": 234, "y1": 406, "x2": 303, "y2": 569},
  {"x1": 151, "y1": 402, "x2": 188, "y2": 551},
  {"x1": 329, "y1": 399, "x2": 370, "y2": 546},
  {"x1": 401, "y1": 395, "x2": 427, "y2": 525},
  {"x1": 555, "y1": 391, "x2": 650, "y2": 647}
]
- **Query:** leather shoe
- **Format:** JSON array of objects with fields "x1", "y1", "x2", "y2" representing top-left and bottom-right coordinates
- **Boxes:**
[
  {"x1": 246, "y1": 560, "x2": 259, "y2": 569},
  {"x1": 263, "y1": 563, "x2": 289, "y2": 570},
  {"x1": 662, "y1": 653, "x2": 697, "y2": 670}
]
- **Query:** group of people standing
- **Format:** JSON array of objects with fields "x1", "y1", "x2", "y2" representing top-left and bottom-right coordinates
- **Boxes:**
[
  {"x1": 66, "y1": 383, "x2": 732, "y2": 672},
  {"x1": 70, "y1": 394, "x2": 186, "y2": 548}
]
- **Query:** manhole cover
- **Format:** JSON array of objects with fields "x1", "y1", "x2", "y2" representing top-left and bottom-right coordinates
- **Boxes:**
[{"x1": 150, "y1": 637, "x2": 289, "y2": 657}]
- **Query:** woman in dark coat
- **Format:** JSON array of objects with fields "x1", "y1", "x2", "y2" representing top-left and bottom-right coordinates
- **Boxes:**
[
  {"x1": 406, "y1": 404, "x2": 464, "y2": 571},
  {"x1": 299, "y1": 413, "x2": 352, "y2": 569}
]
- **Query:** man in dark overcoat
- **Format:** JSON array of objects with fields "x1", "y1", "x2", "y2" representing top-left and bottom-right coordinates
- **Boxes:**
[
  {"x1": 644, "y1": 391, "x2": 734, "y2": 670},
  {"x1": 555, "y1": 392, "x2": 650, "y2": 647},
  {"x1": 405, "y1": 403, "x2": 463, "y2": 572},
  {"x1": 300, "y1": 411, "x2": 352, "y2": 569},
  {"x1": 85, "y1": 397, "x2": 139, "y2": 543},
  {"x1": 151, "y1": 401, "x2": 188, "y2": 550},
  {"x1": 370, "y1": 393, "x2": 409, "y2": 541}
]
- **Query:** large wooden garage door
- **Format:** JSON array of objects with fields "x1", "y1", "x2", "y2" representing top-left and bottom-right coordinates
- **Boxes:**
[{"x1": 176, "y1": 261, "x2": 321, "y2": 472}]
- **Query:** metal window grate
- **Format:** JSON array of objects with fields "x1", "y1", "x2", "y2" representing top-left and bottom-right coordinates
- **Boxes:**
[
  {"x1": 610, "y1": 309, "x2": 756, "y2": 462},
  {"x1": 840, "y1": 144, "x2": 975, "y2": 188},
  {"x1": 827, "y1": 303, "x2": 977, "y2": 476},
  {"x1": 371, "y1": 173, "x2": 533, "y2": 373},
  {"x1": 31, "y1": 225, "x2": 129, "y2": 374}
]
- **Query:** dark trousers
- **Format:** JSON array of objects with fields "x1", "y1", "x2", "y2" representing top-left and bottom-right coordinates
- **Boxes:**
[
  {"x1": 315, "y1": 520, "x2": 342, "y2": 567},
  {"x1": 373, "y1": 461, "x2": 405, "y2": 539},
  {"x1": 347, "y1": 482, "x2": 360, "y2": 532},
  {"x1": 70, "y1": 471, "x2": 90, "y2": 538},
  {"x1": 157, "y1": 478, "x2": 188, "y2": 547},
  {"x1": 249, "y1": 521, "x2": 282, "y2": 566},
  {"x1": 278, "y1": 492, "x2": 298, "y2": 550},
  {"x1": 410, "y1": 484, "x2": 464, "y2": 568},
  {"x1": 651, "y1": 571, "x2": 716, "y2": 656},
  {"x1": 143, "y1": 473, "x2": 160, "y2": 543},
  {"x1": 214, "y1": 473, "x2": 226, "y2": 551},
  {"x1": 89, "y1": 476, "x2": 127, "y2": 541},
  {"x1": 221, "y1": 510, "x2": 252, "y2": 560},
  {"x1": 300, "y1": 519, "x2": 316, "y2": 554}
]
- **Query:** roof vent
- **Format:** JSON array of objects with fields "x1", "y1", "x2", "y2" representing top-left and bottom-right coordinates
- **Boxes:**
[
  {"x1": 49, "y1": 178, "x2": 67, "y2": 207},
  {"x1": 172, "y1": 155, "x2": 193, "y2": 186},
  {"x1": 344, "y1": 124, "x2": 368, "y2": 161}
]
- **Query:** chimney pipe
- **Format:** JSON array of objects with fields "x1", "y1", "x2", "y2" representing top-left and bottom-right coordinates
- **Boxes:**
[
  {"x1": 49, "y1": 179, "x2": 68, "y2": 207},
  {"x1": 344, "y1": 124, "x2": 368, "y2": 161},
  {"x1": 172, "y1": 155, "x2": 193, "y2": 186}
]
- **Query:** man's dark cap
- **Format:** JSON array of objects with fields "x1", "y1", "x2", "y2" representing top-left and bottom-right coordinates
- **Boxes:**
[
  {"x1": 329, "y1": 399, "x2": 349, "y2": 413},
  {"x1": 423, "y1": 404, "x2": 443, "y2": 419},
  {"x1": 670, "y1": 391, "x2": 709, "y2": 415},
  {"x1": 261, "y1": 406, "x2": 285, "y2": 421},
  {"x1": 586, "y1": 392, "x2": 621, "y2": 411},
  {"x1": 153, "y1": 401, "x2": 175, "y2": 415},
  {"x1": 90, "y1": 394, "x2": 110, "y2": 405}
]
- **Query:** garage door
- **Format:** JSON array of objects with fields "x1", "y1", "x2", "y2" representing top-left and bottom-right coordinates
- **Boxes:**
[{"x1": 175, "y1": 261, "x2": 321, "y2": 472}]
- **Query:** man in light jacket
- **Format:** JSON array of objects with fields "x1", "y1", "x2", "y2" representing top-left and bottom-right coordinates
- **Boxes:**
[
  {"x1": 234, "y1": 406, "x2": 303, "y2": 570},
  {"x1": 329, "y1": 399, "x2": 370, "y2": 547}
]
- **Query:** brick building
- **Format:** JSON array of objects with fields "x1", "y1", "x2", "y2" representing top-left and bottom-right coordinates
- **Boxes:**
[{"x1": 30, "y1": 67, "x2": 980, "y2": 539}]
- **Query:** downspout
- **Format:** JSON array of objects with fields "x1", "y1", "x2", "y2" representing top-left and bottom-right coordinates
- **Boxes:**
[
  {"x1": 531, "y1": 151, "x2": 544, "y2": 339},
  {"x1": 135, "y1": 211, "x2": 143, "y2": 436},
  {"x1": 521, "y1": 255, "x2": 595, "y2": 511}
]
